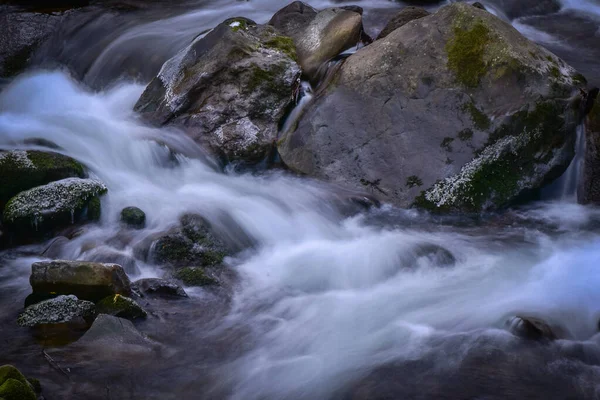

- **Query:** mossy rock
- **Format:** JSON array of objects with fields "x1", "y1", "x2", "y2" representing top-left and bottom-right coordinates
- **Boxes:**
[
  {"x1": 174, "y1": 267, "x2": 218, "y2": 287},
  {"x1": 0, "y1": 366, "x2": 28, "y2": 387},
  {"x1": 96, "y1": 294, "x2": 147, "y2": 320},
  {"x1": 0, "y1": 378, "x2": 36, "y2": 400},
  {"x1": 0, "y1": 150, "x2": 85, "y2": 209},
  {"x1": 120, "y1": 206, "x2": 146, "y2": 229},
  {"x1": 2, "y1": 178, "x2": 107, "y2": 238}
]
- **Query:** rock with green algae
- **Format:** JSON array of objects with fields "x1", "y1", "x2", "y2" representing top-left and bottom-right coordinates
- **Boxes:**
[
  {"x1": 96, "y1": 294, "x2": 147, "y2": 320},
  {"x1": 0, "y1": 150, "x2": 85, "y2": 209},
  {"x1": 30, "y1": 260, "x2": 132, "y2": 302},
  {"x1": 120, "y1": 206, "x2": 146, "y2": 229},
  {"x1": 0, "y1": 378, "x2": 36, "y2": 400},
  {"x1": 174, "y1": 267, "x2": 218, "y2": 287},
  {"x1": 134, "y1": 18, "x2": 300, "y2": 163},
  {"x1": 17, "y1": 295, "x2": 95, "y2": 327},
  {"x1": 2, "y1": 177, "x2": 107, "y2": 236},
  {"x1": 278, "y1": 2, "x2": 582, "y2": 212}
]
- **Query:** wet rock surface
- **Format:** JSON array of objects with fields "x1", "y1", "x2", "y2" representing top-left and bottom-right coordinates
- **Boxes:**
[
  {"x1": 133, "y1": 278, "x2": 188, "y2": 298},
  {"x1": 17, "y1": 295, "x2": 95, "y2": 327}
]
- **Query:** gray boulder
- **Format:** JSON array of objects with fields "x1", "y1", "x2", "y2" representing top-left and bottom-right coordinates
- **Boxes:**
[
  {"x1": 269, "y1": 2, "x2": 363, "y2": 81},
  {"x1": 2, "y1": 178, "x2": 106, "y2": 235},
  {"x1": 278, "y1": 3, "x2": 582, "y2": 212},
  {"x1": 17, "y1": 295, "x2": 95, "y2": 327},
  {"x1": 135, "y1": 20, "x2": 300, "y2": 163},
  {"x1": 579, "y1": 92, "x2": 600, "y2": 204},
  {"x1": 30, "y1": 260, "x2": 132, "y2": 302},
  {"x1": 377, "y1": 7, "x2": 430, "y2": 40}
]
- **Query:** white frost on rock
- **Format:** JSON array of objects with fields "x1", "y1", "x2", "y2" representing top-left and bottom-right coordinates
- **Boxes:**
[
  {"x1": 0, "y1": 150, "x2": 35, "y2": 169},
  {"x1": 17, "y1": 295, "x2": 95, "y2": 327},
  {"x1": 3, "y1": 177, "x2": 107, "y2": 223}
]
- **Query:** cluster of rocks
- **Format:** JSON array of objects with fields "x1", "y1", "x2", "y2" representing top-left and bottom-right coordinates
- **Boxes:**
[
  {"x1": 0, "y1": 149, "x2": 107, "y2": 247},
  {"x1": 132, "y1": 1, "x2": 597, "y2": 212},
  {"x1": 0, "y1": 364, "x2": 41, "y2": 400}
]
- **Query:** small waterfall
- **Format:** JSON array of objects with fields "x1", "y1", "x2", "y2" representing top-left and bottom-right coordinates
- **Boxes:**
[{"x1": 544, "y1": 124, "x2": 586, "y2": 201}]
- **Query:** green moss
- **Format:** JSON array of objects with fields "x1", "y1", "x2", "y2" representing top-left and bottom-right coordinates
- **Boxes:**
[
  {"x1": 458, "y1": 128, "x2": 474, "y2": 141},
  {"x1": 463, "y1": 102, "x2": 491, "y2": 130},
  {"x1": 0, "y1": 378, "x2": 36, "y2": 400},
  {"x1": 441, "y1": 137, "x2": 455, "y2": 152},
  {"x1": 96, "y1": 294, "x2": 147, "y2": 320},
  {"x1": 0, "y1": 366, "x2": 27, "y2": 387},
  {"x1": 174, "y1": 267, "x2": 218, "y2": 287},
  {"x1": 447, "y1": 22, "x2": 490, "y2": 87},
  {"x1": 406, "y1": 176, "x2": 423, "y2": 188},
  {"x1": 86, "y1": 196, "x2": 102, "y2": 221},
  {"x1": 572, "y1": 73, "x2": 587, "y2": 86},
  {"x1": 264, "y1": 36, "x2": 297, "y2": 62},
  {"x1": 549, "y1": 65, "x2": 561, "y2": 79}
]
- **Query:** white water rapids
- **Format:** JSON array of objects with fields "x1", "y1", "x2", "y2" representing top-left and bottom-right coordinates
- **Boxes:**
[{"x1": 2, "y1": 71, "x2": 600, "y2": 398}]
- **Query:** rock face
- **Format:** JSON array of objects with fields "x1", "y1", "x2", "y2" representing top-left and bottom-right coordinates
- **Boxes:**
[
  {"x1": 2, "y1": 178, "x2": 106, "y2": 235},
  {"x1": 377, "y1": 7, "x2": 430, "y2": 40},
  {"x1": 269, "y1": 2, "x2": 363, "y2": 81},
  {"x1": 278, "y1": 3, "x2": 582, "y2": 212},
  {"x1": 0, "y1": 150, "x2": 85, "y2": 209},
  {"x1": 134, "y1": 20, "x2": 300, "y2": 163},
  {"x1": 30, "y1": 260, "x2": 132, "y2": 302},
  {"x1": 17, "y1": 295, "x2": 95, "y2": 327},
  {"x1": 579, "y1": 94, "x2": 600, "y2": 204}
]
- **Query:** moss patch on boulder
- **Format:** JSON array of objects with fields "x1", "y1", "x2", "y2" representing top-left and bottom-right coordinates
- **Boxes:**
[
  {"x1": 0, "y1": 378, "x2": 36, "y2": 400},
  {"x1": 447, "y1": 22, "x2": 490, "y2": 87},
  {"x1": 174, "y1": 267, "x2": 218, "y2": 287}
]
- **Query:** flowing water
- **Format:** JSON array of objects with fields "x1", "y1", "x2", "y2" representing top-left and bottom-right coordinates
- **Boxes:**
[{"x1": 1, "y1": 1, "x2": 600, "y2": 399}]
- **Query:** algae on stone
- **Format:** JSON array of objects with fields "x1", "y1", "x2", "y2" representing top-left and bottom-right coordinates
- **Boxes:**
[{"x1": 96, "y1": 294, "x2": 147, "y2": 320}]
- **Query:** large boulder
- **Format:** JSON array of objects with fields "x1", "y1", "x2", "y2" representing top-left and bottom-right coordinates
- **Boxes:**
[
  {"x1": 134, "y1": 19, "x2": 300, "y2": 163},
  {"x1": 269, "y1": 2, "x2": 363, "y2": 81},
  {"x1": 30, "y1": 260, "x2": 132, "y2": 302},
  {"x1": 17, "y1": 294, "x2": 95, "y2": 327},
  {"x1": 2, "y1": 177, "x2": 106, "y2": 236},
  {"x1": 278, "y1": 3, "x2": 583, "y2": 212},
  {"x1": 579, "y1": 92, "x2": 600, "y2": 204},
  {"x1": 377, "y1": 7, "x2": 430, "y2": 40},
  {"x1": 0, "y1": 150, "x2": 85, "y2": 209}
]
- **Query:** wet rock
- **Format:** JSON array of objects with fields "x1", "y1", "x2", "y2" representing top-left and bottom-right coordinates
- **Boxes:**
[
  {"x1": 135, "y1": 19, "x2": 300, "y2": 164},
  {"x1": 40, "y1": 235, "x2": 70, "y2": 258},
  {"x1": 0, "y1": 150, "x2": 85, "y2": 209},
  {"x1": 2, "y1": 178, "x2": 107, "y2": 237},
  {"x1": 376, "y1": 7, "x2": 430, "y2": 40},
  {"x1": 472, "y1": 2, "x2": 487, "y2": 10},
  {"x1": 0, "y1": 8, "x2": 65, "y2": 78},
  {"x1": 173, "y1": 267, "x2": 218, "y2": 287},
  {"x1": 77, "y1": 314, "x2": 149, "y2": 347},
  {"x1": 96, "y1": 294, "x2": 147, "y2": 320},
  {"x1": 133, "y1": 278, "x2": 188, "y2": 298},
  {"x1": 0, "y1": 364, "x2": 39, "y2": 400},
  {"x1": 269, "y1": 2, "x2": 363, "y2": 81},
  {"x1": 278, "y1": 3, "x2": 581, "y2": 212},
  {"x1": 120, "y1": 206, "x2": 146, "y2": 229},
  {"x1": 17, "y1": 295, "x2": 95, "y2": 327},
  {"x1": 30, "y1": 260, "x2": 132, "y2": 302},
  {"x1": 507, "y1": 316, "x2": 564, "y2": 340},
  {"x1": 579, "y1": 92, "x2": 600, "y2": 204},
  {"x1": 151, "y1": 214, "x2": 227, "y2": 268},
  {"x1": 414, "y1": 243, "x2": 456, "y2": 267}
]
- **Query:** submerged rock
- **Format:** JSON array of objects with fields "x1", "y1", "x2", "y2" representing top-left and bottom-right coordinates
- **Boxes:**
[
  {"x1": 120, "y1": 206, "x2": 146, "y2": 229},
  {"x1": 376, "y1": 6, "x2": 430, "y2": 40},
  {"x1": 173, "y1": 266, "x2": 218, "y2": 287},
  {"x1": 96, "y1": 294, "x2": 147, "y2": 320},
  {"x1": 0, "y1": 150, "x2": 85, "y2": 209},
  {"x1": 269, "y1": 2, "x2": 363, "y2": 81},
  {"x1": 17, "y1": 295, "x2": 95, "y2": 327},
  {"x1": 77, "y1": 314, "x2": 149, "y2": 347},
  {"x1": 278, "y1": 3, "x2": 582, "y2": 212},
  {"x1": 133, "y1": 278, "x2": 188, "y2": 298},
  {"x1": 507, "y1": 315, "x2": 568, "y2": 340},
  {"x1": 2, "y1": 178, "x2": 107, "y2": 236},
  {"x1": 30, "y1": 260, "x2": 132, "y2": 302},
  {"x1": 135, "y1": 19, "x2": 300, "y2": 163}
]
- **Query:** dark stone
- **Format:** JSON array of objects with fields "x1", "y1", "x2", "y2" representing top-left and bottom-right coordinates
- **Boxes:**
[
  {"x1": 120, "y1": 206, "x2": 146, "y2": 229},
  {"x1": 133, "y1": 278, "x2": 188, "y2": 298},
  {"x1": 472, "y1": 2, "x2": 486, "y2": 10},
  {"x1": 579, "y1": 90, "x2": 600, "y2": 204},
  {"x1": 377, "y1": 7, "x2": 430, "y2": 40}
]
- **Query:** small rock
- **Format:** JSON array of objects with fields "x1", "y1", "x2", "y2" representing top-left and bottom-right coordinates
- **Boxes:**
[
  {"x1": 96, "y1": 294, "x2": 147, "y2": 320},
  {"x1": 30, "y1": 260, "x2": 132, "y2": 302},
  {"x1": 377, "y1": 6, "x2": 430, "y2": 40},
  {"x1": 472, "y1": 2, "x2": 486, "y2": 10},
  {"x1": 133, "y1": 278, "x2": 188, "y2": 298},
  {"x1": 507, "y1": 316, "x2": 564, "y2": 340},
  {"x1": 17, "y1": 295, "x2": 95, "y2": 327},
  {"x1": 77, "y1": 314, "x2": 149, "y2": 347},
  {"x1": 120, "y1": 206, "x2": 146, "y2": 229}
]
